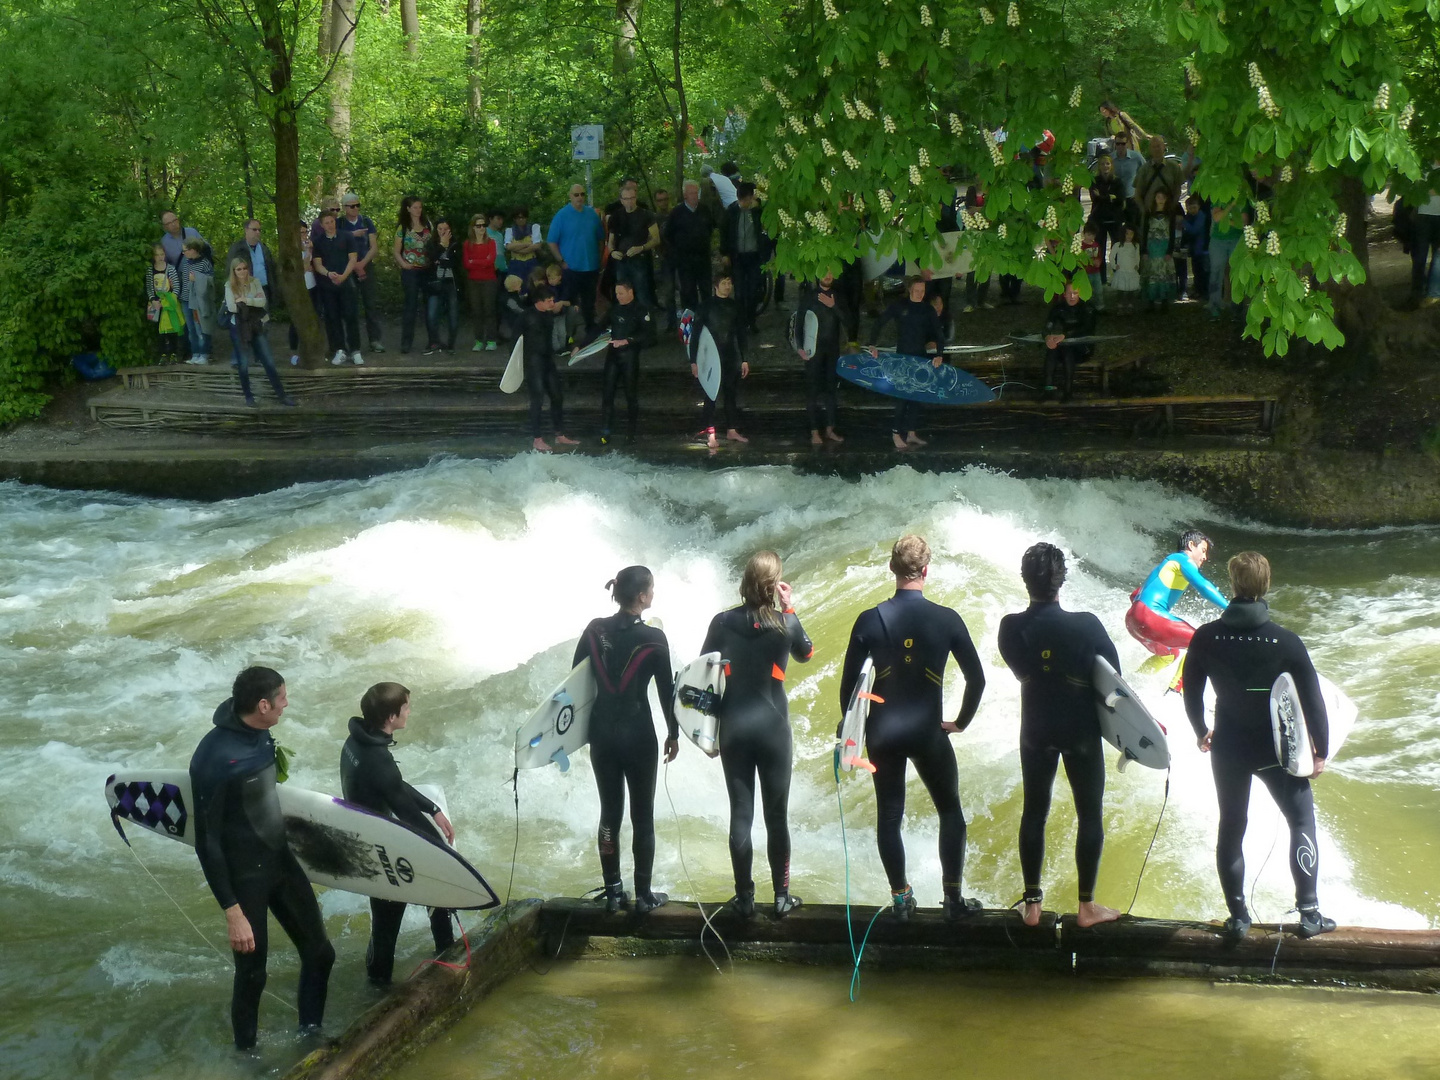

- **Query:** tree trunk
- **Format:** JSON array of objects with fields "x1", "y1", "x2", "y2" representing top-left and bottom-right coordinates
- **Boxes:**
[
  {"x1": 257, "y1": 0, "x2": 325, "y2": 365},
  {"x1": 1337, "y1": 173, "x2": 1370, "y2": 274},
  {"x1": 318, "y1": 0, "x2": 333, "y2": 55},
  {"x1": 401, "y1": 0, "x2": 418, "y2": 53},
  {"x1": 615, "y1": 0, "x2": 641, "y2": 70},
  {"x1": 671, "y1": 0, "x2": 686, "y2": 195},
  {"x1": 466, "y1": 0, "x2": 484, "y2": 122},
  {"x1": 328, "y1": 0, "x2": 358, "y2": 192}
]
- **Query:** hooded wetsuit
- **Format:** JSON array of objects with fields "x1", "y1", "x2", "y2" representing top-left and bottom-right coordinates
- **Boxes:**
[
  {"x1": 799, "y1": 283, "x2": 846, "y2": 433},
  {"x1": 189, "y1": 699, "x2": 334, "y2": 1050},
  {"x1": 1183, "y1": 599, "x2": 1328, "y2": 918},
  {"x1": 689, "y1": 294, "x2": 748, "y2": 432},
  {"x1": 997, "y1": 601, "x2": 1119, "y2": 902},
  {"x1": 701, "y1": 605, "x2": 814, "y2": 898},
  {"x1": 1126, "y1": 549, "x2": 1228, "y2": 656},
  {"x1": 601, "y1": 299, "x2": 648, "y2": 439},
  {"x1": 573, "y1": 613, "x2": 679, "y2": 897},
  {"x1": 839, "y1": 590, "x2": 985, "y2": 898},
  {"x1": 339, "y1": 717, "x2": 455, "y2": 983},
  {"x1": 870, "y1": 297, "x2": 945, "y2": 435},
  {"x1": 520, "y1": 304, "x2": 565, "y2": 439}
]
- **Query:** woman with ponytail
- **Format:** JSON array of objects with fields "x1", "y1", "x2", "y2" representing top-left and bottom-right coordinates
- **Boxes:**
[
  {"x1": 573, "y1": 566, "x2": 679, "y2": 914},
  {"x1": 700, "y1": 550, "x2": 813, "y2": 918}
]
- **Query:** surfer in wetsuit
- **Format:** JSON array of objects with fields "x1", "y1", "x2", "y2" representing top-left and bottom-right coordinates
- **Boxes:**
[
  {"x1": 797, "y1": 273, "x2": 845, "y2": 446},
  {"x1": 869, "y1": 277, "x2": 946, "y2": 451},
  {"x1": 1042, "y1": 276, "x2": 1098, "y2": 401},
  {"x1": 838, "y1": 535, "x2": 987, "y2": 920},
  {"x1": 701, "y1": 550, "x2": 814, "y2": 918},
  {"x1": 520, "y1": 283, "x2": 580, "y2": 453},
  {"x1": 1184, "y1": 551, "x2": 1337, "y2": 941},
  {"x1": 689, "y1": 271, "x2": 749, "y2": 449},
  {"x1": 189, "y1": 666, "x2": 335, "y2": 1051},
  {"x1": 1126, "y1": 528, "x2": 1228, "y2": 660},
  {"x1": 593, "y1": 280, "x2": 647, "y2": 445},
  {"x1": 340, "y1": 682, "x2": 456, "y2": 983},
  {"x1": 997, "y1": 543, "x2": 1121, "y2": 928},
  {"x1": 575, "y1": 566, "x2": 680, "y2": 913}
]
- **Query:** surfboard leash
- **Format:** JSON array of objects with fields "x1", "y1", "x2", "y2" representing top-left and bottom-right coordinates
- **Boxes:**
[
  {"x1": 113, "y1": 821, "x2": 298, "y2": 1015},
  {"x1": 1126, "y1": 767, "x2": 1171, "y2": 915},
  {"x1": 833, "y1": 748, "x2": 884, "y2": 1002},
  {"x1": 405, "y1": 911, "x2": 474, "y2": 980},
  {"x1": 662, "y1": 760, "x2": 732, "y2": 974}
]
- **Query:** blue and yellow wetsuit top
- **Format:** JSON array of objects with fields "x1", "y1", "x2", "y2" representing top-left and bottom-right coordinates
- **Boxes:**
[{"x1": 1136, "y1": 551, "x2": 1229, "y2": 617}]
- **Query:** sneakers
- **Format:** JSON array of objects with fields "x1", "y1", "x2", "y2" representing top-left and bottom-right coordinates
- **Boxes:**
[
  {"x1": 1223, "y1": 910, "x2": 1252, "y2": 942},
  {"x1": 423, "y1": 346, "x2": 439, "y2": 356},
  {"x1": 774, "y1": 892, "x2": 803, "y2": 918},
  {"x1": 634, "y1": 891, "x2": 669, "y2": 915},
  {"x1": 891, "y1": 886, "x2": 918, "y2": 921},
  {"x1": 1296, "y1": 908, "x2": 1337, "y2": 939},
  {"x1": 473, "y1": 340, "x2": 484, "y2": 352},
  {"x1": 370, "y1": 341, "x2": 385, "y2": 353},
  {"x1": 486, "y1": 340, "x2": 498, "y2": 351},
  {"x1": 331, "y1": 349, "x2": 348, "y2": 366},
  {"x1": 725, "y1": 892, "x2": 756, "y2": 919},
  {"x1": 289, "y1": 354, "x2": 299, "y2": 366},
  {"x1": 277, "y1": 395, "x2": 298, "y2": 407},
  {"x1": 185, "y1": 355, "x2": 207, "y2": 366},
  {"x1": 944, "y1": 895, "x2": 983, "y2": 922},
  {"x1": 351, "y1": 351, "x2": 364, "y2": 366}
]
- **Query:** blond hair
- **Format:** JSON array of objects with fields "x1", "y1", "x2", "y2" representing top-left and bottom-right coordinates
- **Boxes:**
[
  {"x1": 890, "y1": 534, "x2": 931, "y2": 581},
  {"x1": 1227, "y1": 551, "x2": 1270, "y2": 600},
  {"x1": 740, "y1": 550, "x2": 784, "y2": 629}
]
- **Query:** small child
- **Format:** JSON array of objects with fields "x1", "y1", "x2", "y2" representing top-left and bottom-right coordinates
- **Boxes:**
[
  {"x1": 180, "y1": 238, "x2": 215, "y2": 364},
  {"x1": 1108, "y1": 225, "x2": 1141, "y2": 311},
  {"x1": 147, "y1": 244, "x2": 185, "y2": 359},
  {"x1": 1081, "y1": 225, "x2": 1105, "y2": 311}
]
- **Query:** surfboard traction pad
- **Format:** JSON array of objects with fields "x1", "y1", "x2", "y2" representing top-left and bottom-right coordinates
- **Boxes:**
[{"x1": 109, "y1": 777, "x2": 188, "y2": 838}]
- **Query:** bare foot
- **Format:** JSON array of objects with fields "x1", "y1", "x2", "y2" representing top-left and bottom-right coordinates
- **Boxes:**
[
  {"x1": 1022, "y1": 901, "x2": 1042, "y2": 927},
  {"x1": 706, "y1": 431, "x2": 719, "y2": 449},
  {"x1": 726, "y1": 429, "x2": 748, "y2": 443},
  {"x1": 1076, "y1": 901, "x2": 1121, "y2": 927},
  {"x1": 532, "y1": 438, "x2": 553, "y2": 453},
  {"x1": 905, "y1": 432, "x2": 928, "y2": 447},
  {"x1": 555, "y1": 434, "x2": 580, "y2": 446},
  {"x1": 826, "y1": 429, "x2": 844, "y2": 443},
  {"x1": 811, "y1": 431, "x2": 824, "y2": 446},
  {"x1": 892, "y1": 433, "x2": 908, "y2": 450}
]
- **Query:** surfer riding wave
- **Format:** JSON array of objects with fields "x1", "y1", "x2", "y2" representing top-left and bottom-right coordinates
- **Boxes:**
[{"x1": 1125, "y1": 528, "x2": 1228, "y2": 659}]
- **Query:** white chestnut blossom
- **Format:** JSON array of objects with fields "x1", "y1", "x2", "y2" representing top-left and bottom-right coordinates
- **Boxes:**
[
  {"x1": 1334, "y1": 213, "x2": 1348, "y2": 237},
  {"x1": 1247, "y1": 62, "x2": 1263, "y2": 88},
  {"x1": 777, "y1": 208, "x2": 794, "y2": 226},
  {"x1": 878, "y1": 52, "x2": 890, "y2": 68},
  {"x1": 843, "y1": 100, "x2": 857, "y2": 120},
  {"x1": 843, "y1": 150, "x2": 861, "y2": 169},
  {"x1": 1185, "y1": 125, "x2": 1199, "y2": 146},
  {"x1": 821, "y1": 138, "x2": 837, "y2": 156},
  {"x1": 997, "y1": 223, "x2": 1007, "y2": 238},
  {"x1": 883, "y1": 115, "x2": 897, "y2": 133},
  {"x1": 784, "y1": 64, "x2": 799, "y2": 79},
  {"x1": 814, "y1": 113, "x2": 826, "y2": 128},
  {"x1": 773, "y1": 153, "x2": 787, "y2": 171},
  {"x1": 1254, "y1": 200, "x2": 1270, "y2": 225},
  {"x1": 822, "y1": 0, "x2": 839, "y2": 18},
  {"x1": 878, "y1": 189, "x2": 893, "y2": 213},
  {"x1": 949, "y1": 114, "x2": 963, "y2": 135},
  {"x1": 789, "y1": 115, "x2": 807, "y2": 135},
  {"x1": 918, "y1": 147, "x2": 930, "y2": 167},
  {"x1": 1043, "y1": 204, "x2": 1058, "y2": 230},
  {"x1": 1007, "y1": 2, "x2": 1020, "y2": 25},
  {"x1": 980, "y1": 6, "x2": 994, "y2": 24},
  {"x1": 1264, "y1": 230, "x2": 1281, "y2": 256},
  {"x1": 1184, "y1": 59, "x2": 1201, "y2": 86},
  {"x1": 1061, "y1": 175, "x2": 1074, "y2": 195},
  {"x1": 1070, "y1": 138, "x2": 1083, "y2": 154},
  {"x1": 1258, "y1": 84, "x2": 1279, "y2": 118},
  {"x1": 785, "y1": 142, "x2": 798, "y2": 159},
  {"x1": 1400, "y1": 102, "x2": 1415, "y2": 129},
  {"x1": 909, "y1": 165, "x2": 922, "y2": 185},
  {"x1": 1070, "y1": 231, "x2": 1085, "y2": 254},
  {"x1": 1033, "y1": 243, "x2": 1048, "y2": 260},
  {"x1": 941, "y1": 28, "x2": 950, "y2": 45},
  {"x1": 1244, "y1": 224, "x2": 1260, "y2": 249},
  {"x1": 1068, "y1": 84, "x2": 1082, "y2": 108},
  {"x1": 920, "y1": 4, "x2": 932, "y2": 26},
  {"x1": 1374, "y1": 83, "x2": 1390, "y2": 110},
  {"x1": 1280, "y1": 165, "x2": 1293, "y2": 182},
  {"x1": 856, "y1": 99, "x2": 874, "y2": 120},
  {"x1": 821, "y1": 177, "x2": 832, "y2": 193},
  {"x1": 776, "y1": 91, "x2": 791, "y2": 108}
]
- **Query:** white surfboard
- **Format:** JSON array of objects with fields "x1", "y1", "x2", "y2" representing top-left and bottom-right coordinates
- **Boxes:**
[
  {"x1": 837, "y1": 657, "x2": 879, "y2": 774},
  {"x1": 514, "y1": 659, "x2": 598, "y2": 772},
  {"x1": 1270, "y1": 672, "x2": 1358, "y2": 778},
  {"x1": 1093, "y1": 656, "x2": 1170, "y2": 770},
  {"x1": 674, "y1": 652, "x2": 725, "y2": 758},
  {"x1": 906, "y1": 231, "x2": 969, "y2": 280},
  {"x1": 500, "y1": 336, "x2": 525, "y2": 394},
  {"x1": 569, "y1": 331, "x2": 612, "y2": 365},
  {"x1": 860, "y1": 231, "x2": 901, "y2": 282},
  {"x1": 105, "y1": 770, "x2": 499, "y2": 909},
  {"x1": 695, "y1": 326, "x2": 722, "y2": 401}
]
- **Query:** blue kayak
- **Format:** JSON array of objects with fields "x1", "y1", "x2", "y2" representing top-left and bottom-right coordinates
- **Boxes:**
[{"x1": 836, "y1": 351, "x2": 996, "y2": 405}]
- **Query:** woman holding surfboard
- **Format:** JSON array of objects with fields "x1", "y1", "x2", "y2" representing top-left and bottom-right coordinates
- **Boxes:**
[
  {"x1": 574, "y1": 567, "x2": 679, "y2": 914},
  {"x1": 700, "y1": 551, "x2": 813, "y2": 918},
  {"x1": 688, "y1": 272, "x2": 749, "y2": 449}
]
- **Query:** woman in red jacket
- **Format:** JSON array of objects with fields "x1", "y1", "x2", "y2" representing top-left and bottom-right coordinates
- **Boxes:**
[{"x1": 463, "y1": 214, "x2": 500, "y2": 351}]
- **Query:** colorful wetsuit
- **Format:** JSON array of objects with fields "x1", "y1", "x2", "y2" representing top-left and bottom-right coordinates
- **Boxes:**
[
  {"x1": 701, "y1": 605, "x2": 813, "y2": 899},
  {"x1": 997, "y1": 601, "x2": 1119, "y2": 904},
  {"x1": 838, "y1": 590, "x2": 985, "y2": 900},
  {"x1": 1125, "y1": 549, "x2": 1228, "y2": 656},
  {"x1": 574, "y1": 613, "x2": 678, "y2": 899},
  {"x1": 190, "y1": 699, "x2": 334, "y2": 1049},
  {"x1": 1183, "y1": 599, "x2": 1328, "y2": 919}
]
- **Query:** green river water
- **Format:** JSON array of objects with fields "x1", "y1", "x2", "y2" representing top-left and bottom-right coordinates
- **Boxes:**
[{"x1": 1, "y1": 457, "x2": 1437, "y2": 1078}]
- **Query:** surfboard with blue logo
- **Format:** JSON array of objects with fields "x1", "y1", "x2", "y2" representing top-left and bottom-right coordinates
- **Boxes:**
[{"x1": 836, "y1": 351, "x2": 996, "y2": 405}]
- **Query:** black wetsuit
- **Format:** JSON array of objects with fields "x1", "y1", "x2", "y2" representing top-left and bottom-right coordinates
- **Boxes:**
[
  {"x1": 339, "y1": 717, "x2": 455, "y2": 983},
  {"x1": 839, "y1": 590, "x2": 986, "y2": 897},
  {"x1": 701, "y1": 605, "x2": 814, "y2": 896},
  {"x1": 520, "y1": 304, "x2": 565, "y2": 439},
  {"x1": 870, "y1": 298, "x2": 945, "y2": 435},
  {"x1": 689, "y1": 294, "x2": 747, "y2": 432},
  {"x1": 1183, "y1": 599, "x2": 1329, "y2": 918},
  {"x1": 190, "y1": 700, "x2": 334, "y2": 1050},
  {"x1": 601, "y1": 299, "x2": 648, "y2": 440},
  {"x1": 573, "y1": 613, "x2": 679, "y2": 896},
  {"x1": 1042, "y1": 297, "x2": 1097, "y2": 401},
  {"x1": 799, "y1": 284, "x2": 845, "y2": 433},
  {"x1": 997, "y1": 601, "x2": 1119, "y2": 902}
]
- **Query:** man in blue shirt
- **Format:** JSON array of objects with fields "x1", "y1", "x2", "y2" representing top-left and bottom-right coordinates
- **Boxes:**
[
  {"x1": 1110, "y1": 131, "x2": 1146, "y2": 205},
  {"x1": 547, "y1": 184, "x2": 606, "y2": 331},
  {"x1": 227, "y1": 220, "x2": 277, "y2": 307},
  {"x1": 340, "y1": 192, "x2": 384, "y2": 351},
  {"x1": 159, "y1": 210, "x2": 205, "y2": 268}
]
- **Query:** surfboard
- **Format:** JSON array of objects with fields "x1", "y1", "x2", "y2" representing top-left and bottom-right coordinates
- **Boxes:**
[
  {"x1": 673, "y1": 652, "x2": 726, "y2": 758},
  {"x1": 836, "y1": 657, "x2": 879, "y2": 774},
  {"x1": 1093, "y1": 656, "x2": 1170, "y2": 770},
  {"x1": 514, "y1": 659, "x2": 598, "y2": 773},
  {"x1": 105, "y1": 770, "x2": 499, "y2": 910},
  {"x1": 569, "y1": 331, "x2": 612, "y2": 365},
  {"x1": 1270, "y1": 672, "x2": 1358, "y2": 778},
  {"x1": 695, "y1": 326, "x2": 722, "y2": 401},
  {"x1": 788, "y1": 309, "x2": 820, "y2": 357},
  {"x1": 836, "y1": 351, "x2": 997, "y2": 405},
  {"x1": 860, "y1": 231, "x2": 902, "y2": 282},
  {"x1": 943, "y1": 342, "x2": 1009, "y2": 355},
  {"x1": 500, "y1": 337, "x2": 525, "y2": 393},
  {"x1": 905, "y1": 231, "x2": 969, "y2": 280},
  {"x1": 1009, "y1": 333, "x2": 1130, "y2": 346}
]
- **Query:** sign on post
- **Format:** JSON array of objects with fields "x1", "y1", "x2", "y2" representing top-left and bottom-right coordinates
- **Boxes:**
[{"x1": 571, "y1": 125, "x2": 604, "y2": 161}]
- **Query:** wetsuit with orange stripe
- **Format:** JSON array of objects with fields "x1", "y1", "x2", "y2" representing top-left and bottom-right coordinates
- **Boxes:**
[
  {"x1": 701, "y1": 605, "x2": 813, "y2": 899},
  {"x1": 574, "y1": 613, "x2": 678, "y2": 900}
]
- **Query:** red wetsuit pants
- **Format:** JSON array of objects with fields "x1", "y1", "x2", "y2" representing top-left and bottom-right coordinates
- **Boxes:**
[{"x1": 1125, "y1": 599, "x2": 1195, "y2": 657}]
